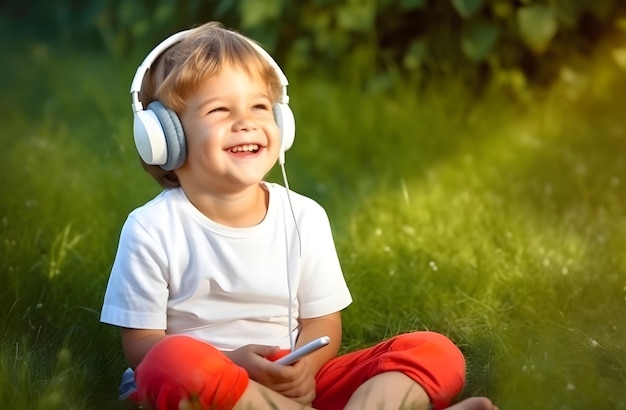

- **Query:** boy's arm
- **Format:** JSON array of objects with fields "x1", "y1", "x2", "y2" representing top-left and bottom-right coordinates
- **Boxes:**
[
  {"x1": 120, "y1": 327, "x2": 166, "y2": 369},
  {"x1": 296, "y1": 312, "x2": 343, "y2": 374}
]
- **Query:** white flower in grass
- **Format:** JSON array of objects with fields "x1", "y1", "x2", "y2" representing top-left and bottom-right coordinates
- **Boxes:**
[
  {"x1": 429, "y1": 261, "x2": 438, "y2": 271},
  {"x1": 566, "y1": 382, "x2": 575, "y2": 391},
  {"x1": 374, "y1": 228, "x2": 382, "y2": 236},
  {"x1": 589, "y1": 338, "x2": 600, "y2": 348}
]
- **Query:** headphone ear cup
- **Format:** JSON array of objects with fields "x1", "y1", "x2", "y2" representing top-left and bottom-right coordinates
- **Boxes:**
[
  {"x1": 147, "y1": 101, "x2": 187, "y2": 171},
  {"x1": 273, "y1": 103, "x2": 295, "y2": 157},
  {"x1": 134, "y1": 109, "x2": 168, "y2": 166}
]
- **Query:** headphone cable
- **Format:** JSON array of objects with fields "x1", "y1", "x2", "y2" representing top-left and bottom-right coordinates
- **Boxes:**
[{"x1": 280, "y1": 162, "x2": 301, "y2": 351}]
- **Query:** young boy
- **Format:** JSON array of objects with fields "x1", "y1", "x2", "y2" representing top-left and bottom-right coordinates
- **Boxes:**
[{"x1": 101, "y1": 21, "x2": 497, "y2": 410}]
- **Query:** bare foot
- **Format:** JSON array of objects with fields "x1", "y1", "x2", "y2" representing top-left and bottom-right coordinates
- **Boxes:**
[{"x1": 446, "y1": 397, "x2": 498, "y2": 410}]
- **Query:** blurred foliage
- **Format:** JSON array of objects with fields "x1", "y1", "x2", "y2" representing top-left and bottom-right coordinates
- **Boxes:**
[{"x1": 2, "y1": 0, "x2": 626, "y2": 90}]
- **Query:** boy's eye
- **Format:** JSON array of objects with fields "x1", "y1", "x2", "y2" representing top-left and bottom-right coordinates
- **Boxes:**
[
  {"x1": 208, "y1": 107, "x2": 227, "y2": 114},
  {"x1": 253, "y1": 104, "x2": 270, "y2": 110}
]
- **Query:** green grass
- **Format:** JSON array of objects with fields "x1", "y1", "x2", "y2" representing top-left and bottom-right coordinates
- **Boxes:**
[{"x1": 1, "y1": 33, "x2": 625, "y2": 409}]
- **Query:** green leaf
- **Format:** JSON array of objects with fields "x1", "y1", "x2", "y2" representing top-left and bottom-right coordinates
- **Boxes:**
[
  {"x1": 451, "y1": 0, "x2": 484, "y2": 19},
  {"x1": 403, "y1": 39, "x2": 427, "y2": 69},
  {"x1": 517, "y1": 4, "x2": 558, "y2": 54},
  {"x1": 154, "y1": 1, "x2": 175, "y2": 25},
  {"x1": 491, "y1": 1, "x2": 513, "y2": 19},
  {"x1": 214, "y1": 0, "x2": 237, "y2": 18},
  {"x1": 400, "y1": 0, "x2": 426, "y2": 11},
  {"x1": 461, "y1": 22, "x2": 499, "y2": 62},
  {"x1": 239, "y1": 0, "x2": 282, "y2": 29},
  {"x1": 550, "y1": 0, "x2": 585, "y2": 28},
  {"x1": 337, "y1": 4, "x2": 375, "y2": 32}
]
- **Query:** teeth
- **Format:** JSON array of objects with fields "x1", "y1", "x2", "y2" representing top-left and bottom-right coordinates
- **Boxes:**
[{"x1": 230, "y1": 144, "x2": 259, "y2": 153}]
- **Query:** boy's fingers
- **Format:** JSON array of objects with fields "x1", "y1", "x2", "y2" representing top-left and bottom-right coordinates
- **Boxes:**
[
  {"x1": 245, "y1": 344, "x2": 280, "y2": 357},
  {"x1": 266, "y1": 348, "x2": 291, "y2": 362}
]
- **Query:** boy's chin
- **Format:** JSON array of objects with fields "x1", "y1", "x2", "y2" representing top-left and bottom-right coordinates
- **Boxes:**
[{"x1": 224, "y1": 171, "x2": 272, "y2": 190}]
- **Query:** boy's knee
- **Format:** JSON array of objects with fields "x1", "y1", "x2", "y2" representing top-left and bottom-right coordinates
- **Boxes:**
[
  {"x1": 390, "y1": 331, "x2": 466, "y2": 408},
  {"x1": 392, "y1": 331, "x2": 465, "y2": 367},
  {"x1": 133, "y1": 335, "x2": 249, "y2": 410},
  {"x1": 412, "y1": 331, "x2": 464, "y2": 365}
]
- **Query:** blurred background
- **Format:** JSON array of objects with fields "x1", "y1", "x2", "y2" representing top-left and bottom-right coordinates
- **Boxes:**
[
  {"x1": 1, "y1": 1, "x2": 625, "y2": 409},
  {"x1": 4, "y1": 0, "x2": 626, "y2": 90}
]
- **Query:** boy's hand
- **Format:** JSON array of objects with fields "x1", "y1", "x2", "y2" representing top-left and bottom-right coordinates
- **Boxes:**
[
  {"x1": 223, "y1": 344, "x2": 278, "y2": 375},
  {"x1": 268, "y1": 358, "x2": 316, "y2": 405},
  {"x1": 224, "y1": 345, "x2": 316, "y2": 405}
]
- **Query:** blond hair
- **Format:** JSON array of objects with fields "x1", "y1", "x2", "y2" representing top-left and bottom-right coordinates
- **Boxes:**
[{"x1": 138, "y1": 22, "x2": 283, "y2": 187}]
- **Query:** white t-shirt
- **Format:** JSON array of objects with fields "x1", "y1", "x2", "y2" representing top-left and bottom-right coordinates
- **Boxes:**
[{"x1": 100, "y1": 182, "x2": 352, "y2": 350}]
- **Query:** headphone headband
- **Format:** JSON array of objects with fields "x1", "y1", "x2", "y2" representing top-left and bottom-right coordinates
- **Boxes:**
[
  {"x1": 130, "y1": 29, "x2": 290, "y2": 112},
  {"x1": 130, "y1": 31, "x2": 189, "y2": 113}
]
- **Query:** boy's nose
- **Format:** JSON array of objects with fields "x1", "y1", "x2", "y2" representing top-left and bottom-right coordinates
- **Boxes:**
[{"x1": 232, "y1": 112, "x2": 257, "y2": 132}]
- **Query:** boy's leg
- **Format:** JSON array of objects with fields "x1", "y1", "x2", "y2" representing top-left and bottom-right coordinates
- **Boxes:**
[
  {"x1": 343, "y1": 371, "x2": 431, "y2": 410},
  {"x1": 314, "y1": 331, "x2": 466, "y2": 410},
  {"x1": 235, "y1": 380, "x2": 315, "y2": 410},
  {"x1": 343, "y1": 372, "x2": 497, "y2": 410},
  {"x1": 133, "y1": 335, "x2": 312, "y2": 410}
]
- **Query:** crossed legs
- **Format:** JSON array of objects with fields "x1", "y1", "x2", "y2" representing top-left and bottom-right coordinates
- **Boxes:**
[
  {"x1": 233, "y1": 372, "x2": 497, "y2": 410},
  {"x1": 133, "y1": 333, "x2": 497, "y2": 410}
]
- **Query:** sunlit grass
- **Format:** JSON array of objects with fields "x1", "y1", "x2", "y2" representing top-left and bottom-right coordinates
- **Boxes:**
[{"x1": 1, "y1": 33, "x2": 625, "y2": 409}]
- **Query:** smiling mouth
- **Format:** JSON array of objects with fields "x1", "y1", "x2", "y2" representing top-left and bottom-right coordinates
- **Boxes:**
[{"x1": 228, "y1": 144, "x2": 260, "y2": 153}]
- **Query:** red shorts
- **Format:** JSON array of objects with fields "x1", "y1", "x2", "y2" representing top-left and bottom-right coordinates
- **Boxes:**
[
  {"x1": 314, "y1": 331, "x2": 466, "y2": 410},
  {"x1": 133, "y1": 331, "x2": 465, "y2": 410},
  {"x1": 132, "y1": 336, "x2": 249, "y2": 409}
]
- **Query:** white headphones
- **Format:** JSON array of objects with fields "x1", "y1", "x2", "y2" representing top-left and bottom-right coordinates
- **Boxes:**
[{"x1": 130, "y1": 28, "x2": 296, "y2": 171}]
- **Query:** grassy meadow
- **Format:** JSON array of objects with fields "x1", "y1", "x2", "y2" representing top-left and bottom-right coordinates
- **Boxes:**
[{"x1": 1, "y1": 27, "x2": 625, "y2": 410}]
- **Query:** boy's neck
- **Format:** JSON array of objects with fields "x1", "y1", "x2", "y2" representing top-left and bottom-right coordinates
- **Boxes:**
[{"x1": 181, "y1": 182, "x2": 269, "y2": 228}]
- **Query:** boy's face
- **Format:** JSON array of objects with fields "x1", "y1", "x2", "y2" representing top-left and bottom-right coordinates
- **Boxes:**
[{"x1": 177, "y1": 65, "x2": 281, "y2": 194}]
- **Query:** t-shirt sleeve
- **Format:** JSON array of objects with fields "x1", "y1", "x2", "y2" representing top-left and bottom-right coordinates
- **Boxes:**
[
  {"x1": 100, "y1": 215, "x2": 169, "y2": 329},
  {"x1": 297, "y1": 202, "x2": 352, "y2": 318}
]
